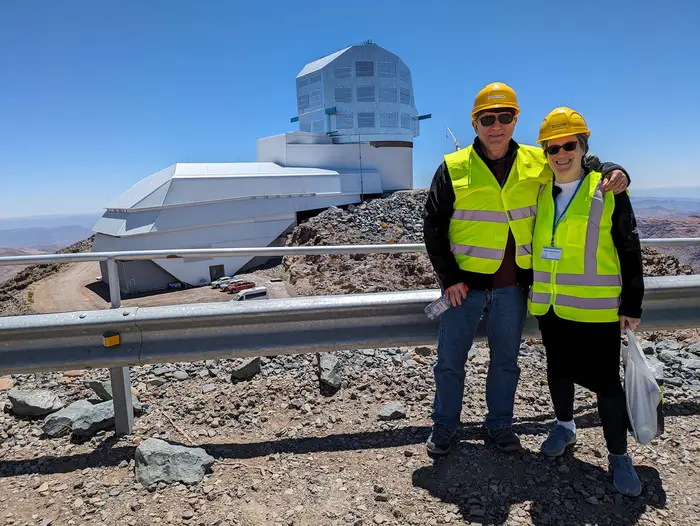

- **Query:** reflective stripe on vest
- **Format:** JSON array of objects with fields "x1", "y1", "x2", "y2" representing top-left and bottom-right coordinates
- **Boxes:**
[
  {"x1": 528, "y1": 171, "x2": 622, "y2": 323},
  {"x1": 451, "y1": 210, "x2": 508, "y2": 223},
  {"x1": 528, "y1": 291, "x2": 620, "y2": 310},
  {"x1": 445, "y1": 144, "x2": 550, "y2": 274}
]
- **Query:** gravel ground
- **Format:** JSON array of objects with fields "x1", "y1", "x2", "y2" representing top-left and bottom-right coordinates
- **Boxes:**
[{"x1": 0, "y1": 341, "x2": 698, "y2": 526}]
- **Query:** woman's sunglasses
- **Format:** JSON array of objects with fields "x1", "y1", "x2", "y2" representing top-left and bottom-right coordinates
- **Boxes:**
[
  {"x1": 478, "y1": 113, "x2": 515, "y2": 127},
  {"x1": 546, "y1": 141, "x2": 579, "y2": 156}
]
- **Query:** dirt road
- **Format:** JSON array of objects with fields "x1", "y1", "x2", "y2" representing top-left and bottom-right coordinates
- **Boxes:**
[{"x1": 32, "y1": 262, "x2": 293, "y2": 314}]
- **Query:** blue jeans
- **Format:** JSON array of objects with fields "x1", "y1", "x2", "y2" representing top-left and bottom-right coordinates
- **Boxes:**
[{"x1": 432, "y1": 285, "x2": 528, "y2": 431}]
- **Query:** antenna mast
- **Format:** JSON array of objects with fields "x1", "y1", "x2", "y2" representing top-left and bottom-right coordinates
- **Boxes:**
[{"x1": 445, "y1": 125, "x2": 461, "y2": 151}]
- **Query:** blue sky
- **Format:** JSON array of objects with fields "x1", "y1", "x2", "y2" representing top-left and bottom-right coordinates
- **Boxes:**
[{"x1": 1, "y1": 0, "x2": 698, "y2": 218}]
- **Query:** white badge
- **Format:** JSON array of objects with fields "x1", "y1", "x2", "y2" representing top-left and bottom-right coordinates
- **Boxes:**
[{"x1": 541, "y1": 247, "x2": 563, "y2": 261}]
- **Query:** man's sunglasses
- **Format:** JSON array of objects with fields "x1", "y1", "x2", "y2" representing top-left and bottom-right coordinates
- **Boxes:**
[
  {"x1": 478, "y1": 113, "x2": 515, "y2": 127},
  {"x1": 545, "y1": 141, "x2": 579, "y2": 156}
]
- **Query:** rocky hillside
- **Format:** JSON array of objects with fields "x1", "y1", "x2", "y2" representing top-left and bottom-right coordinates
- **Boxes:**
[
  {"x1": 637, "y1": 216, "x2": 700, "y2": 273},
  {"x1": 284, "y1": 190, "x2": 693, "y2": 296},
  {"x1": 0, "y1": 236, "x2": 94, "y2": 316}
]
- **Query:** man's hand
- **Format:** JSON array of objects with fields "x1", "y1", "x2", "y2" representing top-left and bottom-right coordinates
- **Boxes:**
[
  {"x1": 620, "y1": 315, "x2": 641, "y2": 332},
  {"x1": 445, "y1": 283, "x2": 468, "y2": 307},
  {"x1": 602, "y1": 170, "x2": 628, "y2": 195}
]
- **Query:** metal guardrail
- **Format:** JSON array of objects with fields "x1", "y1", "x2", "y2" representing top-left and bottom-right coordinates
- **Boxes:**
[
  {"x1": 1, "y1": 238, "x2": 700, "y2": 266},
  {"x1": 2, "y1": 275, "x2": 700, "y2": 437},
  {"x1": 2, "y1": 239, "x2": 700, "y2": 437}
]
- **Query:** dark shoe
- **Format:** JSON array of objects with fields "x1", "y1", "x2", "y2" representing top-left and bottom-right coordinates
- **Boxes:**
[
  {"x1": 426, "y1": 424, "x2": 457, "y2": 455},
  {"x1": 540, "y1": 424, "x2": 577, "y2": 457},
  {"x1": 609, "y1": 453, "x2": 642, "y2": 497},
  {"x1": 487, "y1": 426, "x2": 521, "y2": 452}
]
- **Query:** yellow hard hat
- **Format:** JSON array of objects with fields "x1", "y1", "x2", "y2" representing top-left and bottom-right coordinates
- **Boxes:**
[
  {"x1": 537, "y1": 107, "x2": 591, "y2": 144},
  {"x1": 471, "y1": 82, "x2": 520, "y2": 120}
]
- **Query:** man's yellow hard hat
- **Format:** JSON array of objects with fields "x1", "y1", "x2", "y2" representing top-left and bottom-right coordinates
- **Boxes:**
[
  {"x1": 471, "y1": 82, "x2": 520, "y2": 120},
  {"x1": 537, "y1": 107, "x2": 591, "y2": 144}
]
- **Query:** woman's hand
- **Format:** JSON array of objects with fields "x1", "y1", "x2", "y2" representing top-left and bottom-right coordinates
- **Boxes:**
[
  {"x1": 620, "y1": 315, "x2": 641, "y2": 332},
  {"x1": 445, "y1": 283, "x2": 468, "y2": 307}
]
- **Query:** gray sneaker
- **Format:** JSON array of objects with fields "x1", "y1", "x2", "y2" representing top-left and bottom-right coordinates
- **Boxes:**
[
  {"x1": 487, "y1": 426, "x2": 521, "y2": 452},
  {"x1": 426, "y1": 424, "x2": 457, "y2": 455},
  {"x1": 540, "y1": 424, "x2": 577, "y2": 457},
  {"x1": 609, "y1": 453, "x2": 642, "y2": 497}
]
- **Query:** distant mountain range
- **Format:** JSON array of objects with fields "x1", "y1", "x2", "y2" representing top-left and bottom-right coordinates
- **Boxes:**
[
  {"x1": 631, "y1": 196, "x2": 700, "y2": 218},
  {"x1": 0, "y1": 213, "x2": 99, "y2": 252}
]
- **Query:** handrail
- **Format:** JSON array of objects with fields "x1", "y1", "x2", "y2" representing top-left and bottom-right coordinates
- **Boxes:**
[{"x1": 1, "y1": 237, "x2": 700, "y2": 266}]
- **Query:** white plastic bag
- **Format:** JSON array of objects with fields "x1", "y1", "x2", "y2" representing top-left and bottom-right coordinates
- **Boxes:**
[{"x1": 622, "y1": 329, "x2": 662, "y2": 445}]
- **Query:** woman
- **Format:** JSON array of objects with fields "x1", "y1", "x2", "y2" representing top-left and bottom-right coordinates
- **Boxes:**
[{"x1": 528, "y1": 107, "x2": 645, "y2": 497}]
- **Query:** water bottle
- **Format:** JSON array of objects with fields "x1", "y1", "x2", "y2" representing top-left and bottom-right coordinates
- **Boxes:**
[{"x1": 425, "y1": 296, "x2": 451, "y2": 320}]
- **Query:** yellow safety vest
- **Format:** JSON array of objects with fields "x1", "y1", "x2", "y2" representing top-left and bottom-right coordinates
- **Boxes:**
[
  {"x1": 445, "y1": 144, "x2": 550, "y2": 274},
  {"x1": 528, "y1": 170, "x2": 622, "y2": 322}
]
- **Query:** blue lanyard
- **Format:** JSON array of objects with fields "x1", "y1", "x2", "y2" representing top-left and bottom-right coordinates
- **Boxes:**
[{"x1": 551, "y1": 177, "x2": 586, "y2": 246}]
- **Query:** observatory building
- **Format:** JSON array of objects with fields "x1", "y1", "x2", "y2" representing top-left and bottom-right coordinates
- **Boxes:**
[{"x1": 92, "y1": 41, "x2": 429, "y2": 295}]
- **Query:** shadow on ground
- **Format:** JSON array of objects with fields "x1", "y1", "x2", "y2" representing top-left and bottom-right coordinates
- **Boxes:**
[
  {"x1": 412, "y1": 441, "x2": 666, "y2": 525},
  {"x1": 0, "y1": 399, "x2": 695, "y2": 483}
]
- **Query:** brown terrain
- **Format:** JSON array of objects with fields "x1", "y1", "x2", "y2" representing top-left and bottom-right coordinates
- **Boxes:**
[
  {"x1": 0, "y1": 192, "x2": 699, "y2": 525},
  {"x1": 637, "y1": 217, "x2": 700, "y2": 273},
  {"x1": 0, "y1": 248, "x2": 46, "y2": 285}
]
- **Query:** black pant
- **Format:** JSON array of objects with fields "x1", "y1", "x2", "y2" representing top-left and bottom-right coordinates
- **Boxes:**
[{"x1": 538, "y1": 308, "x2": 628, "y2": 455}]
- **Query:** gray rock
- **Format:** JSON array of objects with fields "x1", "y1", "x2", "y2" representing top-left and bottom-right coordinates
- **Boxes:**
[
  {"x1": 152, "y1": 366, "x2": 171, "y2": 376},
  {"x1": 134, "y1": 438, "x2": 215, "y2": 486},
  {"x1": 657, "y1": 340, "x2": 681, "y2": 352},
  {"x1": 72, "y1": 401, "x2": 116, "y2": 437},
  {"x1": 414, "y1": 346, "x2": 432, "y2": 357},
  {"x1": 687, "y1": 342, "x2": 700, "y2": 356},
  {"x1": 468, "y1": 347, "x2": 479, "y2": 361},
  {"x1": 201, "y1": 384, "x2": 217, "y2": 394},
  {"x1": 319, "y1": 353, "x2": 342, "y2": 389},
  {"x1": 173, "y1": 371, "x2": 189, "y2": 381},
  {"x1": 8, "y1": 388, "x2": 63, "y2": 417},
  {"x1": 378, "y1": 402, "x2": 407, "y2": 421},
  {"x1": 682, "y1": 359, "x2": 700, "y2": 370},
  {"x1": 666, "y1": 377, "x2": 684, "y2": 387},
  {"x1": 87, "y1": 380, "x2": 113, "y2": 401},
  {"x1": 42, "y1": 400, "x2": 93, "y2": 437},
  {"x1": 657, "y1": 350, "x2": 680, "y2": 365},
  {"x1": 639, "y1": 340, "x2": 656, "y2": 356},
  {"x1": 231, "y1": 357, "x2": 261, "y2": 381}
]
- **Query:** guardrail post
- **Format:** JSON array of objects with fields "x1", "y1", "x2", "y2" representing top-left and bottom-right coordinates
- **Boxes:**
[{"x1": 107, "y1": 258, "x2": 134, "y2": 436}]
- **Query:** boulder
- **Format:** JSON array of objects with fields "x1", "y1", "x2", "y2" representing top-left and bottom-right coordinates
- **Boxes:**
[{"x1": 134, "y1": 438, "x2": 215, "y2": 486}]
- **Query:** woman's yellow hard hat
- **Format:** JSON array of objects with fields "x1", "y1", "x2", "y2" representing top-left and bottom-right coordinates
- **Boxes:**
[
  {"x1": 537, "y1": 107, "x2": 591, "y2": 144},
  {"x1": 471, "y1": 82, "x2": 520, "y2": 120}
]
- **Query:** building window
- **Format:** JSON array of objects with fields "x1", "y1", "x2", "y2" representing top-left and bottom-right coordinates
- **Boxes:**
[
  {"x1": 334, "y1": 66, "x2": 352, "y2": 78},
  {"x1": 334, "y1": 86, "x2": 352, "y2": 103},
  {"x1": 309, "y1": 89, "x2": 322, "y2": 110},
  {"x1": 358, "y1": 112, "x2": 376, "y2": 128},
  {"x1": 313, "y1": 120, "x2": 325, "y2": 133},
  {"x1": 401, "y1": 112, "x2": 412, "y2": 129},
  {"x1": 300, "y1": 121, "x2": 312, "y2": 132},
  {"x1": 297, "y1": 94, "x2": 310, "y2": 114},
  {"x1": 378, "y1": 61, "x2": 396, "y2": 77},
  {"x1": 336, "y1": 113, "x2": 354, "y2": 129},
  {"x1": 379, "y1": 112, "x2": 398, "y2": 128},
  {"x1": 400, "y1": 68, "x2": 411, "y2": 83},
  {"x1": 400, "y1": 87, "x2": 411, "y2": 105},
  {"x1": 297, "y1": 77, "x2": 309, "y2": 89},
  {"x1": 357, "y1": 86, "x2": 376, "y2": 102},
  {"x1": 356, "y1": 61, "x2": 374, "y2": 77},
  {"x1": 308, "y1": 73, "x2": 321, "y2": 84},
  {"x1": 378, "y1": 86, "x2": 398, "y2": 103}
]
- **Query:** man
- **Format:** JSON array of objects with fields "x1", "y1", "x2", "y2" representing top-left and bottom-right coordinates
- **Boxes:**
[{"x1": 422, "y1": 82, "x2": 629, "y2": 455}]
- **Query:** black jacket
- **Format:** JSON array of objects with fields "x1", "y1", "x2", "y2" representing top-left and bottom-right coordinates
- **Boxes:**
[{"x1": 422, "y1": 139, "x2": 638, "y2": 315}]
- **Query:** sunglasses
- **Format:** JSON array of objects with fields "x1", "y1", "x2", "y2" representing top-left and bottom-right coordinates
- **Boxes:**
[
  {"x1": 546, "y1": 141, "x2": 579, "y2": 156},
  {"x1": 478, "y1": 113, "x2": 515, "y2": 127}
]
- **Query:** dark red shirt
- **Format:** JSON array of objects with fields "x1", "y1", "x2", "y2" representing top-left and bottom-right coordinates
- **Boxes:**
[{"x1": 481, "y1": 154, "x2": 518, "y2": 289}]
